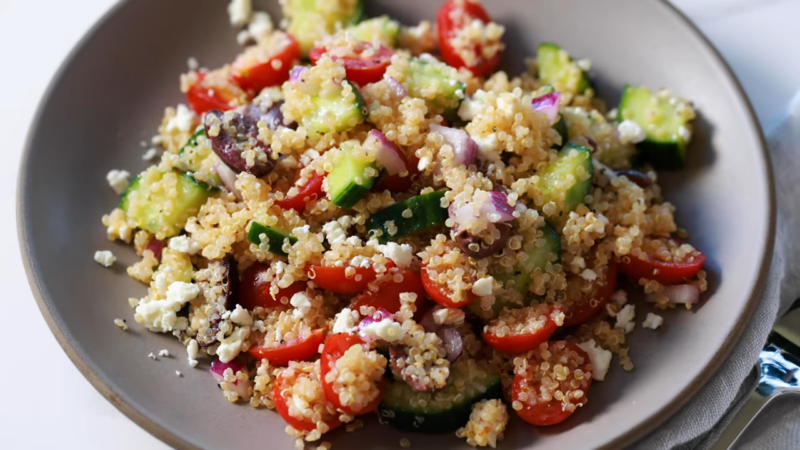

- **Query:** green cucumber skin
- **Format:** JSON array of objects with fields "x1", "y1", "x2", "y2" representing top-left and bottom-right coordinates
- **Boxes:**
[
  {"x1": 178, "y1": 129, "x2": 206, "y2": 155},
  {"x1": 326, "y1": 139, "x2": 378, "y2": 209},
  {"x1": 537, "y1": 42, "x2": 591, "y2": 94},
  {"x1": 305, "y1": 80, "x2": 366, "y2": 135},
  {"x1": 493, "y1": 224, "x2": 561, "y2": 297},
  {"x1": 247, "y1": 222, "x2": 297, "y2": 256},
  {"x1": 406, "y1": 59, "x2": 465, "y2": 114},
  {"x1": 636, "y1": 141, "x2": 685, "y2": 170},
  {"x1": 367, "y1": 190, "x2": 449, "y2": 244},
  {"x1": 552, "y1": 116, "x2": 568, "y2": 150},
  {"x1": 331, "y1": 183, "x2": 372, "y2": 209}
]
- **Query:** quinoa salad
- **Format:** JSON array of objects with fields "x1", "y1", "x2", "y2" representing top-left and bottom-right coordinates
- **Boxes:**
[{"x1": 97, "y1": 0, "x2": 708, "y2": 448}]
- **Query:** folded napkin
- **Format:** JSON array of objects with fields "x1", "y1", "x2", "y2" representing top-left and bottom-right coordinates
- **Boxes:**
[{"x1": 631, "y1": 91, "x2": 800, "y2": 450}]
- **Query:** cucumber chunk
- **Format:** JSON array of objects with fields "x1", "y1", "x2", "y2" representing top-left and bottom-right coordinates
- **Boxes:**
[
  {"x1": 178, "y1": 128, "x2": 205, "y2": 155},
  {"x1": 284, "y1": 0, "x2": 364, "y2": 55},
  {"x1": 378, "y1": 358, "x2": 502, "y2": 433},
  {"x1": 619, "y1": 85, "x2": 695, "y2": 170},
  {"x1": 537, "y1": 43, "x2": 591, "y2": 96},
  {"x1": 348, "y1": 15, "x2": 400, "y2": 47},
  {"x1": 303, "y1": 79, "x2": 366, "y2": 136},
  {"x1": 120, "y1": 167, "x2": 217, "y2": 238},
  {"x1": 327, "y1": 141, "x2": 379, "y2": 209},
  {"x1": 538, "y1": 143, "x2": 594, "y2": 222},
  {"x1": 405, "y1": 58, "x2": 465, "y2": 114},
  {"x1": 367, "y1": 190, "x2": 449, "y2": 244},
  {"x1": 178, "y1": 129, "x2": 214, "y2": 173},
  {"x1": 247, "y1": 221, "x2": 297, "y2": 257},
  {"x1": 494, "y1": 223, "x2": 561, "y2": 295}
]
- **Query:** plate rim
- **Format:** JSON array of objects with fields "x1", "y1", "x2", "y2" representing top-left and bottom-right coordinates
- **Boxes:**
[{"x1": 16, "y1": 0, "x2": 776, "y2": 448}]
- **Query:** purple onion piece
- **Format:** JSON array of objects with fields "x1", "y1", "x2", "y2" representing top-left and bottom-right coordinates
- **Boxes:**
[
  {"x1": 214, "y1": 161, "x2": 243, "y2": 201},
  {"x1": 222, "y1": 255, "x2": 240, "y2": 311},
  {"x1": 531, "y1": 91, "x2": 561, "y2": 124},
  {"x1": 486, "y1": 191, "x2": 515, "y2": 222},
  {"x1": 455, "y1": 222, "x2": 512, "y2": 258},
  {"x1": 436, "y1": 327, "x2": 463, "y2": 363},
  {"x1": 368, "y1": 129, "x2": 407, "y2": 175},
  {"x1": 289, "y1": 65, "x2": 308, "y2": 81},
  {"x1": 430, "y1": 124, "x2": 478, "y2": 167},
  {"x1": 357, "y1": 307, "x2": 393, "y2": 343},
  {"x1": 203, "y1": 109, "x2": 275, "y2": 177},
  {"x1": 209, "y1": 357, "x2": 251, "y2": 398},
  {"x1": 384, "y1": 74, "x2": 407, "y2": 98},
  {"x1": 646, "y1": 284, "x2": 700, "y2": 304},
  {"x1": 145, "y1": 238, "x2": 166, "y2": 261}
]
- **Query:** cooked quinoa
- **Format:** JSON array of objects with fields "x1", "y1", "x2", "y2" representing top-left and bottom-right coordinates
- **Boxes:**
[{"x1": 100, "y1": 0, "x2": 709, "y2": 447}]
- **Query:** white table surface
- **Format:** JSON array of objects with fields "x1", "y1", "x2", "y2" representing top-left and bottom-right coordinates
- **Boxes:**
[{"x1": 1, "y1": 0, "x2": 798, "y2": 448}]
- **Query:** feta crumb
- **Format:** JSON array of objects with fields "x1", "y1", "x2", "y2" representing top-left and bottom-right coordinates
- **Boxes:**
[
  {"x1": 360, "y1": 319, "x2": 403, "y2": 342},
  {"x1": 617, "y1": 120, "x2": 646, "y2": 144},
  {"x1": 471, "y1": 133, "x2": 500, "y2": 162},
  {"x1": 345, "y1": 236, "x2": 363, "y2": 247},
  {"x1": 227, "y1": 0, "x2": 252, "y2": 27},
  {"x1": 106, "y1": 169, "x2": 130, "y2": 194},
  {"x1": 113, "y1": 318, "x2": 128, "y2": 331},
  {"x1": 332, "y1": 308, "x2": 358, "y2": 334},
  {"x1": 176, "y1": 370, "x2": 183, "y2": 377},
  {"x1": 457, "y1": 97, "x2": 482, "y2": 121},
  {"x1": 217, "y1": 326, "x2": 250, "y2": 363},
  {"x1": 615, "y1": 304, "x2": 636, "y2": 334},
  {"x1": 166, "y1": 104, "x2": 196, "y2": 133},
  {"x1": 432, "y1": 308, "x2": 465, "y2": 325},
  {"x1": 322, "y1": 218, "x2": 350, "y2": 245},
  {"x1": 253, "y1": 320, "x2": 266, "y2": 333},
  {"x1": 290, "y1": 292, "x2": 312, "y2": 319},
  {"x1": 128, "y1": 297, "x2": 140, "y2": 308},
  {"x1": 377, "y1": 242, "x2": 414, "y2": 268},
  {"x1": 148, "y1": 352, "x2": 158, "y2": 360},
  {"x1": 187, "y1": 57, "x2": 199, "y2": 70},
  {"x1": 94, "y1": 250, "x2": 116, "y2": 267},
  {"x1": 678, "y1": 125, "x2": 692, "y2": 142},
  {"x1": 168, "y1": 235, "x2": 203, "y2": 255},
  {"x1": 134, "y1": 282, "x2": 200, "y2": 333},
  {"x1": 643, "y1": 313, "x2": 664, "y2": 330},
  {"x1": 247, "y1": 12, "x2": 273, "y2": 42},
  {"x1": 577, "y1": 339, "x2": 612, "y2": 381},
  {"x1": 187, "y1": 339, "x2": 199, "y2": 368},
  {"x1": 580, "y1": 268, "x2": 597, "y2": 281},
  {"x1": 417, "y1": 156, "x2": 431, "y2": 171},
  {"x1": 142, "y1": 148, "x2": 159, "y2": 161},
  {"x1": 158, "y1": 349, "x2": 170, "y2": 357},
  {"x1": 230, "y1": 304, "x2": 253, "y2": 326},
  {"x1": 350, "y1": 255, "x2": 372, "y2": 268},
  {"x1": 471, "y1": 276, "x2": 495, "y2": 296}
]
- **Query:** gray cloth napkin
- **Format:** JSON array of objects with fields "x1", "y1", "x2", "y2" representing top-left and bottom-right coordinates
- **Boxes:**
[{"x1": 631, "y1": 91, "x2": 800, "y2": 450}]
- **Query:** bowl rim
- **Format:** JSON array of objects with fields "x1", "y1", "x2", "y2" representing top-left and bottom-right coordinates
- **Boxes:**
[{"x1": 16, "y1": 0, "x2": 776, "y2": 449}]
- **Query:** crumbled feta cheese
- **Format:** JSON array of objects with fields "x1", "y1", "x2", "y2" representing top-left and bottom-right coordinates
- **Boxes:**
[
  {"x1": 94, "y1": 250, "x2": 116, "y2": 267},
  {"x1": 253, "y1": 320, "x2": 266, "y2": 333},
  {"x1": 187, "y1": 339, "x2": 199, "y2": 368},
  {"x1": 577, "y1": 339, "x2": 612, "y2": 381},
  {"x1": 168, "y1": 235, "x2": 203, "y2": 255},
  {"x1": 134, "y1": 282, "x2": 200, "y2": 333},
  {"x1": 217, "y1": 326, "x2": 250, "y2": 363},
  {"x1": 158, "y1": 349, "x2": 170, "y2": 357},
  {"x1": 176, "y1": 370, "x2": 183, "y2": 377},
  {"x1": 470, "y1": 133, "x2": 500, "y2": 162},
  {"x1": 345, "y1": 236, "x2": 363, "y2": 247},
  {"x1": 148, "y1": 352, "x2": 157, "y2": 360},
  {"x1": 617, "y1": 120, "x2": 646, "y2": 144},
  {"x1": 432, "y1": 308, "x2": 466, "y2": 325},
  {"x1": 142, "y1": 148, "x2": 158, "y2": 161},
  {"x1": 290, "y1": 292, "x2": 312, "y2": 319},
  {"x1": 247, "y1": 11, "x2": 273, "y2": 44},
  {"x1": 332, "y1": 308, "x2": 359, "y2": 334},
  {"x1": 377, "y1": 242, "x2": 414, "y2": 268},
  {"x1": 227, "y1": 0, "x2": 252, "y2": 26},
  {"x1": 153, "y1": 272, "x2": 167, "y2": 292},
  {"x1": 678, "y1": 125, "x2": 692, "y2": 142},
  {"x1": 580, "y1": 269, "x2": 597, "y2": 281},
  {"x1": 360, "y1": 319, "x2": 403, "y2": 342},
  {"x1": 322, "y1": 216, "x2": 353, "y2": 245},
  {"x1": 457, "y1": 97, "x2": 482, "y2": 121},
  {"x1": 350, "y1": 256, "x2": 372, "y2": 268},
  {"x1": 113, "y1": 318, "x2": 128, "y2": 331},
  {"x1": 615, "y1": 304, "x2": 636, "y2": 334},
  {"x1": 187, "y1": 57, "x2": 199, "y2": 70},
  {"x1": 471, "y1": 276, "x2": 494, "y2": 296},
  {"x1": 128, "y1": 297, "x2": 139, "y2": 308},
  {"x1": 106, "y1": 169, "x2": 130, "y2": 194},
  {"x1": 643, "y1": 313, "x2": 664, "y2": 330},
  {"x1": 417, "y1": 156, "x2": 431, "y2": 171},
  {"x1": 166, "y1": 104, "x2": 196, "y2": 133},
  {"x1": 229, "y1": 304, "x2": 253, "y2": 326}
]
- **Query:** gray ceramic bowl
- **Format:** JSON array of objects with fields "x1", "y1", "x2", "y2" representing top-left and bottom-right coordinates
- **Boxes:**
[{"x1": 18, "y1": 0, "x2": 774, "y2": 449}]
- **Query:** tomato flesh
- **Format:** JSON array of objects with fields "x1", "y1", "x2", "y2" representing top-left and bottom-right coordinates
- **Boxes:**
[
  {"x1": 618, "y1": 239, "x2": 706, "y2": 285},
  {"x1": 248, "y1": 328, "x2": 325, "y2": 366},
  {"x1": 421, "y1": 267, "x2": 477, "y2": 308},
  {"x1": 351, "y1": 269, "x2": 426, "y2": 314},
  {"x1": 238, "y1": 263, "x2": 306, "y2": 309},
  {"x1": 436, "y1": 0, "x2": 502, "y2": 77},
  {"x1": 273, "y1": 367, "x2": 342, "y2": 433},
  {"x1": 320, "y1": 333, "x2": 385, "y2": 415},
  {"x1": 482, "y1": 305, "x2": 563, "y2": 354},
  {"x1": 309, "y1": 43, "x2": 393, "y2": 85},
  {"x1": 232, "y1": 33, "x2": 300, "y2": 93},
  {"x1": 562, "y1": 260, "x2": 617, "y2": 327},
  {"x1": 275, "y1": 172, "x2": 325, "y2": 212},
  {"x1": 186, "y1": 71, "x2": 245, "y2": 115}
]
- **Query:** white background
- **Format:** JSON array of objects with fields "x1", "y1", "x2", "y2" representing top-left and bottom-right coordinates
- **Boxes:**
[{"x1": 1, "y1": 0, "x2": 799, "y2": 448}]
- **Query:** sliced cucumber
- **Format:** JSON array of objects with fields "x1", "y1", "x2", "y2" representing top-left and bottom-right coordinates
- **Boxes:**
[
  {"x1": 494, "y1": 223, "x2": 561, "y2": 295},
  {"x1": 378, "y1": 358, "x2": 502, "y2": 433},
  {"x1": 178, "y1": 128, "x2": 205, "y2": 155},
  {"x1": 538, "y1": 143, "x2": 594, "y2": 222},
  {"x1": 405, "y1": 58, "x2": 465, "y2": 114},
  {"x1": 178, "y1": 129, "x2": 214, "y2": 173},
  {"x1": 619, "y1": 85, "x2": 694, "y2": 170},
  {"x1": 303, "y1": 79, "x2": 366, "y2": 136},
  {"x1": 327, "y1": 141, "x2": 379, "y2": 209},
  {"x1": 284, "y1": 0, "x2": 364, "y2": 55},
  {"x1": 348, "y1": 15, "x2": 400, "y2": 47},
  {"x1": 552, "y1": 116, "x2": 568, "y2": 150},
  {"x1": 367, "y1": 190, "x2": 449, "y2": 244},
  {"x1": 247, "y1": 221, "x2": 297, "y2": 257},
  {"x1": 537, "y1": 43, "x2": 591, "y2": 96},
  {"x1": 120, "y1": 168, "x2": 217, "y2": 238}
]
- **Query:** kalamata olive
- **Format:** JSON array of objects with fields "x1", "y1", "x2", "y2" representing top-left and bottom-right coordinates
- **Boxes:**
[
  {"x1": 203, "y1": 109, "x2": 275, "y2": 177},
  {"x1": 255, "y1": 101, "x2": 297, "y2": 130},
  {"x1": 615, "y1": 169, "x2": 651, "y2": 188},
  {"x1": 221, "y1": 254, "x2": 240, "y2": 311},
  {"x1": 455, "y1": 222, "x2": 513, "y2": 258}
]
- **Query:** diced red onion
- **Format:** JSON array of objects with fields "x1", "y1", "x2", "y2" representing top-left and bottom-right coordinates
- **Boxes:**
[
  {"x1": 357, "y1": 307, "x2": 393, "y2": 343},
  {"x1": 214, "y1": 161, "x2": 243, "y2": 201},
  {"x1": 383, "y1": 74, "x2": 407, "y2": 98},
  {"x1": 531, "y1": 91, "x2": 561, "y2": 125},
  {"x1": 210, "y1": 357, "x2": 252, "y2": 399},
  {"x1": 145, "y1": 238, "x2": 166, "y2": 261},
  {"x1": 289, "y1": 66, "x2": 307, "y2": 81},
  {"x1": 646, "y1": 284, "x2": 701, "y2": 304},
  {"x1": 437, "y1": 326, "x2": 463, "y2": 363},
  {"x1": 430, "y1": 124, "x2": 477, "y2": 167},
  {"x1": 259, "y1": 102, "x2": 286, "y2": 131},
  {"x1": 368, "y1": 129, "x2": 407, "y2": 175},
  {"x1": 419, "y1": 305, "x2": 445, "y2": 332},
  {"x1": 449, "y1": 190, "x2": 515, "y2": 229}
]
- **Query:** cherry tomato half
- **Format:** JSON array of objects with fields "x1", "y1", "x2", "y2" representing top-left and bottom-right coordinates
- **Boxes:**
[
  {"x1": 482, "y1": 304, "x2": 563, "y2": 354},
  {"x1": 309, "y1": 42, "x2": 393, "y2": 85},
  {"x1": 320, "y1": 333, "x2": 385, "y2": 415},
  {"x1": 512, "y1": 341, "x2": 592, "y2": 426},
  {"x1": 436, "y1": 0, "x2": 502, "y2": 77},
  {"x1": 248, "y1": 328, "x2": 326, "y2": 366},
  {"x1": 186, "y1": 70, "x2": 246, "y2": 115},
  {"x1": 232, "y1": 32, "x2": 301, "y2": 94},
  {"x1": 562, "y1": 260, "x2": 617, "y2": 327},
  {"x1": 273, "y1": 365, "x2": 342, "y2": 432},
  {"x1": 275, "y1": 172, "x2": 325, "y2": 212},
  {"x1": 238, "y1": 263, "x2": 307, "y2": 310},
  {"x1": 351, "y1": 269, "x2": 426, "y2": 314},
  {"x1": 618, "y1": 238, "x2": 706, "y2": 285},
  {"x1": 421, "y1": 267, "x2": 477, "y2": 308}
]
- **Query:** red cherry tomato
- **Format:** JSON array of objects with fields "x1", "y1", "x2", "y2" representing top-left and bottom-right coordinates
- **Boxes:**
[
  {"x1": 309, "y1": 265, "x2": 382, "y2": 295},
  {"x1": 373, "y1": 155, "x2": 419, "y2": 193},
  {"x1": 562, "y1": 260, "x2": 617, "y2": 327},
  {"x1": 618, "y1": 238, "x2": 706, "y2": 285},
  {"x1": 232, "y1": 33, "x2": 301, "y2": 94},
  {"x1": 320, "y1": 333, "x2": 385, "y2": 415},
  {"x1": 421, "y1": 267, "x2": 477, "y2": 308},
  {"x1": 512, "y1": 341, "x2": 592, "y2": 426},
  {"x1": 482, "y1": 304, "x2": 563, "y2": 354},
  {"x1": 275, "y1": 172, "x2": 325, "y2": 212},
  {"x1": 273, "y1": 365, "x2": 342, "y2": 432},
  {"x1": 436, "y1": 0, "x2": 502, "y2": 77},
  {"x1": 351, "y1": 269, "x2": 426, "y2": 314},
  {"x1": 238, "y1": 263, "x2": 307, "y2": 309},
  {"x1": 185, "y1": 71, "x2": 246, "y2": 115},
  {"x1": 248, "y1": 328, "x2": 326, "y2": 366},
  {"x1": 309, "y1": 43, "x2": 393, "y2": 85}
]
